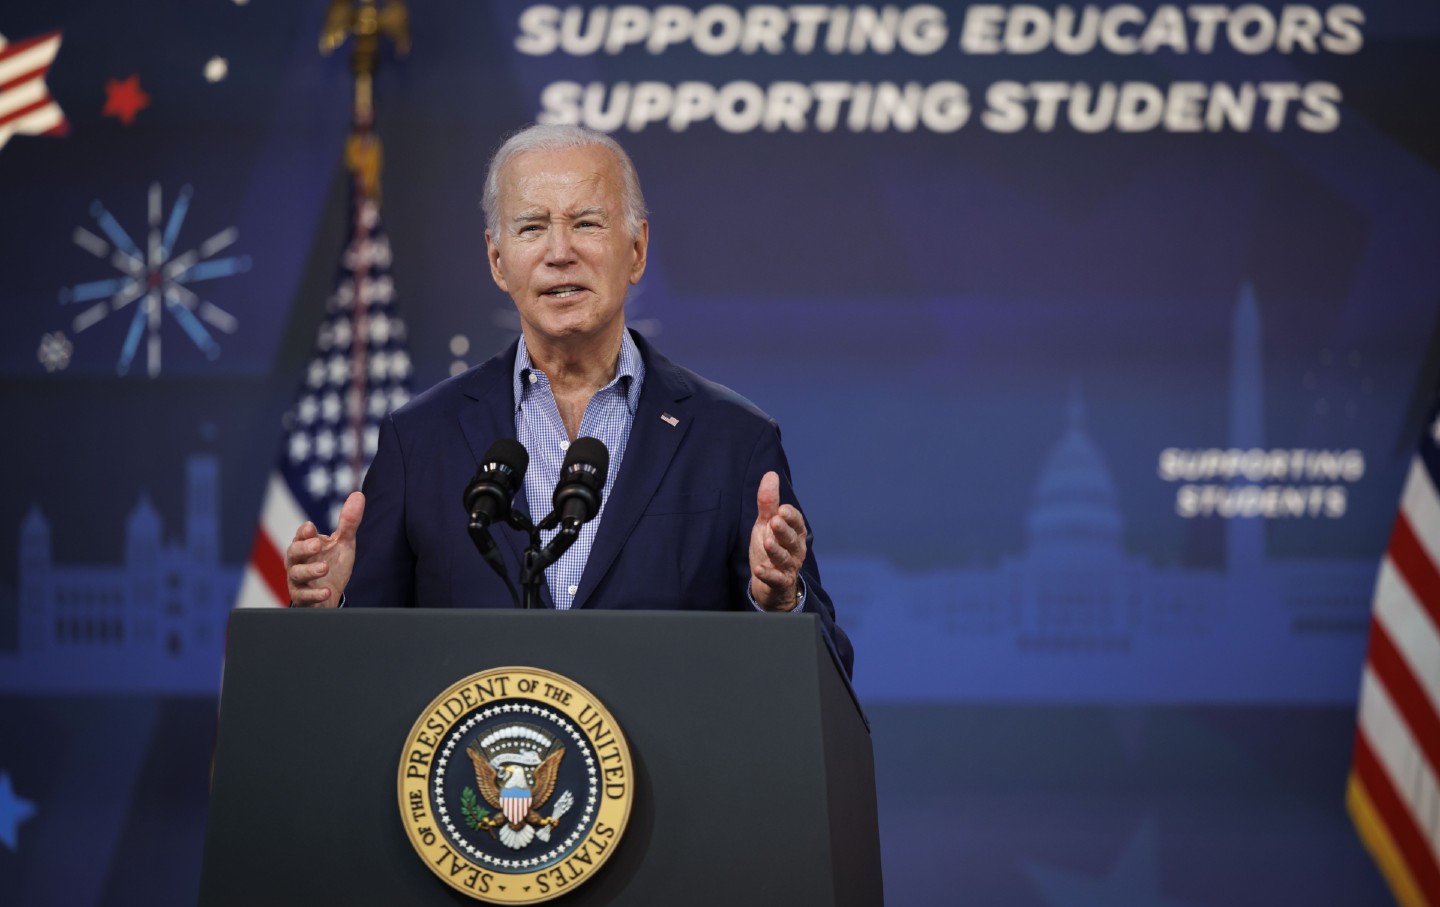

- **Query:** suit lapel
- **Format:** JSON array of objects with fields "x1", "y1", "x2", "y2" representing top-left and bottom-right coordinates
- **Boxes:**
[
  {"x1": 572, "y1": 334, "x2": 693, "y2": 609},
  {"x1": 457, "y1": 340, "x2": 553, "y2": 608}
]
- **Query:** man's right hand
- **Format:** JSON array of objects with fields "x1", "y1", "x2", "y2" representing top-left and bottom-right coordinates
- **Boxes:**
[{"x1": 285, "y1": 491, "x2": 365, "y2": 607}]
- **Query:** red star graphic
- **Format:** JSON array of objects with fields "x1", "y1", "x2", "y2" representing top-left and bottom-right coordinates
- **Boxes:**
[{"x1": 102, "y1": 74, "x2": 149, "y2": 126}]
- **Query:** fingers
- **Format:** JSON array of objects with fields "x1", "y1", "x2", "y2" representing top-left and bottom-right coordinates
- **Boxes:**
[
  {"x1": 751, "y1": 559, "x2": 791, "y2": 588},
  {"x1": 333, "y1": 492, "x2": 366, "y2": 542},
  {"x1": 749, "y1": 475, "x2": 806, "y2": 611},
  {"x1": 289, "y1": 584, "x2": 334, "y2": 607},
  {"x1": 756, "y1": 470, "x2": 780, "y2": 523},
  {"x1": 769, "y1": 504, "x2": 805, "y2": 547},
  {"x1": 289, "y1": 559, "x2": 330, "y2": 583},
  {"x1": 752, "y1": 508, "x2": 806, "y2": 582},
  {"x1": 285, "y1": 525, "x2": 321, "y2": 569}
]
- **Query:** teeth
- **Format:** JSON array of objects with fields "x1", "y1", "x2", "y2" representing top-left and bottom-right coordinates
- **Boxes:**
[{"x1": 546, "y1": 287, "x2": 581, "y2": 298}]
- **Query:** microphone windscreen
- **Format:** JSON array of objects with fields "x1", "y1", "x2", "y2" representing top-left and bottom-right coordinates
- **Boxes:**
[
  {"x1": 562, "y1": 437, "x2": 609, "y2": 484},
  {"x1": 484, "y1": 438, "x2": 530, "y2": 488}
]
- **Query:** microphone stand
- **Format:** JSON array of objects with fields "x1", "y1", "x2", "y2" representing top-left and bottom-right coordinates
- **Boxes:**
[
  {"x1": 467, "y1": 505, "x2": 585, "y2": 610},
  {"x1": 512, "y1": 511, "x2": 582, "y2": 610},
  {"x1": 466, "y1": 515, "x2": 522, "y2": 609}
]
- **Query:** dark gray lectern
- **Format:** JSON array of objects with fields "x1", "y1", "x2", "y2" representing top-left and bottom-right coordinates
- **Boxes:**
[{"x1": 199, "y1": 609, "x2": 882, "y2": 906}]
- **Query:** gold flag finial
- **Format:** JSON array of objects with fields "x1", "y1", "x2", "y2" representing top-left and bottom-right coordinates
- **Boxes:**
[{"x1": 320, "y1": 0, "x2": 409, "y2": 203}]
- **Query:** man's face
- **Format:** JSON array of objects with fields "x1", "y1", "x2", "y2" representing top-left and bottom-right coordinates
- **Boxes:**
[{"x1": 486, "y1": 145, "x2": 648, "y2": 350}]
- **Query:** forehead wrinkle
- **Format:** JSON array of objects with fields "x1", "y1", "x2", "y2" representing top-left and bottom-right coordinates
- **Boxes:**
[
  {"x1": 504, "y1": 160, "x2": 615, "y2": 204},
  {"x1": 508, "y1": 204, "x2": 611, "y2": 226}
]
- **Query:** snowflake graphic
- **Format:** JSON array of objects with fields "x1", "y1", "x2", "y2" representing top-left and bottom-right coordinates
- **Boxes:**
[
  {"x1": 55, "y1": 182, "x2": 250, "y2": 377},
  {"x1": 36, "y1": 331, "x2": 72, "y2": 372}
]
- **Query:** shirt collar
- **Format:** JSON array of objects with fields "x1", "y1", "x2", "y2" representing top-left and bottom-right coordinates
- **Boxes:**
[{"x1": 512, "y1": 330, "x2": 645, "y2": 414}]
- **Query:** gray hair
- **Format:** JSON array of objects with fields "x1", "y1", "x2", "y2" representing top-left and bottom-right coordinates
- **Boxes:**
[{"x1": 482, "y1": 124, "x2": 648, "y2": 239}]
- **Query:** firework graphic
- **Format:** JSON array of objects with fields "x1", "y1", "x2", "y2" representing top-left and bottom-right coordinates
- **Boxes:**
[{"x1": 55, "y1": 182, "x2": 250, "y2": 377}]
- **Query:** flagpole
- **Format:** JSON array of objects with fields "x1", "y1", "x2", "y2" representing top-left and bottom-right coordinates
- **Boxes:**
[
  {"x1": 233, "y1": 0, "x2": 415, "y2": 609},
  {"x1": 319, "y1": 0, "x2": 411, "y2": 495}
]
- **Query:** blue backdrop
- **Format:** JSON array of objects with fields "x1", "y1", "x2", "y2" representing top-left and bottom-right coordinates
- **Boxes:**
[{"x1": 2, "y1": 1, "x2": 1436, "y2": 903}]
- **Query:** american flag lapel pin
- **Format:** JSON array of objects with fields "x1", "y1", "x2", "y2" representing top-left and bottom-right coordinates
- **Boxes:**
[{"x1": 660, "y1": 412, "x2": 679, "y2": 427}]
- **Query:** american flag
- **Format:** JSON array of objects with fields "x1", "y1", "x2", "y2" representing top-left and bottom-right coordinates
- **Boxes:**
[
  {"x1": 1349, "y1": 389, "x2": 1440, "y2": 907},
  {"x1": 233, "y1": 185, "x2": 412, "y2": 608},
  {"x1": 0, "y1": 29, "x2": 68, "y2": 151}
]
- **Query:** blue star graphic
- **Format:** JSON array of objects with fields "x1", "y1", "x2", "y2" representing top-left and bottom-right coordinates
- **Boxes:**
[
  {"x1": 1023, "y1": 818, "x2": 1197, "y2": 907},
  {"x1": 0, "y1": 771, "x2": 37, "y2": 852}
]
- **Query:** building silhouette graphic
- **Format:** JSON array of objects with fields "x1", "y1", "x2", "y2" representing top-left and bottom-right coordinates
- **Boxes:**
[
  {"x1": 5, "y1": 456, "x2": 240, "y2": 694},
  {"x1": 832, "y1": 287, "x2": 1377, "y2": 703}
]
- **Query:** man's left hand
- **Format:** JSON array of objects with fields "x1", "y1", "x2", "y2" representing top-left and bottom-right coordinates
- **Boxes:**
[{"x1": 749, "y1": 470, "x2": 807, "y2": 611}]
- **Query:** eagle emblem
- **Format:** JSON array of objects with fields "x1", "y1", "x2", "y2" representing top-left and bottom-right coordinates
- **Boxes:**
[{"x1": 464, "y1": 723, "x2": 574, "y2": 850}]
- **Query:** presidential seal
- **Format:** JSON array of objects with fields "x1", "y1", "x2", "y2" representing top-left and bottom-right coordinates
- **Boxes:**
[{"x1": 398, "y1": 667, "x2": 633, "y2": 903}]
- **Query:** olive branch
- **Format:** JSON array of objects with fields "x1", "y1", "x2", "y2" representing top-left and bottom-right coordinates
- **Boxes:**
[{"x1": 461, "y1": 787, "x2": 489, "y2": 830}]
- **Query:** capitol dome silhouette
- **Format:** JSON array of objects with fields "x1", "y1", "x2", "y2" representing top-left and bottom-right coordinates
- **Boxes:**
[{"x1": 1025, "y1": 385, "x2": 1125, "y2": 562}]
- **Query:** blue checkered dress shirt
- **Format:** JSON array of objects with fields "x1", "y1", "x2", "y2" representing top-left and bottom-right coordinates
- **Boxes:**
[
  {"x1": 513, "y1": 332, "x2": 643, "y2": 609},
  {"x1": 511, "y1": 331, "x2": 804, "y2": 612}
]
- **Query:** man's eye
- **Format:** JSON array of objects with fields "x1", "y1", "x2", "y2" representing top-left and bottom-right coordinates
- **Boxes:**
[{"x1": 518, "y1": 225, "x2": 541, "y2": 235}]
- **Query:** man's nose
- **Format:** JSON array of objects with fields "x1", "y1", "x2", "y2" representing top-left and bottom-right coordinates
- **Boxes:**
[{"x1": 544, "y1": 227, "x2": 575, "y2": 264}]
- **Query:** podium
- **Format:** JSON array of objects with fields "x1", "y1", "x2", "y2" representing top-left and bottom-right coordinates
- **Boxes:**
[{"x1": 199, "y1": 609, "x2": 883, "y2": 905}]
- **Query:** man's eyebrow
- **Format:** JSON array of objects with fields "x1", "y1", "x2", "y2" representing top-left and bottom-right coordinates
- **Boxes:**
[{"x1": 508, "y1": 206, "x2": 609, "y2": 227}]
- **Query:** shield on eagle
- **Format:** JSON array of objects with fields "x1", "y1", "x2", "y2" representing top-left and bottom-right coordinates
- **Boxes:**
[{"x1": 500, "y1": 782, "x2": 531, "y2": 826}]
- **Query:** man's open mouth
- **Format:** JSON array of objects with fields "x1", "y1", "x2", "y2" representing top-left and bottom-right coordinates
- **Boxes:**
[{"x1": 542, "y1": 285, "x2": 584, "y2": 298}]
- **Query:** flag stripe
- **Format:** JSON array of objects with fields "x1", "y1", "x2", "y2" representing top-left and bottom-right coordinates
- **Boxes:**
[
  {"x1": 1370, "y1": 598, "x2": 1440, "y2": 784},
  {"x1": 0, "y1": 33, "x2": 61, "y2": 90},
  {"x1": 1349, "y1": 771, "x2": 1431, "y2": 907},
  {"x1": 1394, "y1": 514, "x2": 1440, "y2": 629},
  {"x1": 0, "y1": 103, "x2": 63, "y2": 138},
  {"x1": 1421, "y1": 433, "x2": 1440, "y2": 500},
  {"x1": 249, "y1": 527, "x2": 291, "y2": 605},
  {"x1": 1404, "y1": 460, "x2": 1440, "y2": 580},
  {"x1": 1358, "y1": 663, "x2": 1440, "y2": 863},
  {"x1": 233, "y1": 566, "x2": 283, "y2": 610},
  {"x1": 235, "y1": 474, "x2": 308, "y2": 608},
  {"x1": 1375, "y1": 555, "x2": 1440, "y2": 734},
  {"x1": 0, "y1": 79, "x2": 47, "y2": 121},
  {"x1": 258, "y1": 472, "x2": 308, "y2": 545},
  {"x1": 0, "y1": 31, "x2": 60, "y2": 66},
  {"x1": 0, "y1": 62, "x2": 51, "y2": 96},
  {"x1": 1353, "y1": 730, "x2": 1440, "y2": 907},
  {"x1": 1355, "y1": 402, "x2": 1440, "y2": 907}
]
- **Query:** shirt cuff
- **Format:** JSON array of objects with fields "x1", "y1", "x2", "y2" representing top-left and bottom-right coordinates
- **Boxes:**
[{"x1": 747, "y1": 577, "x2": 806, "y2": 613}]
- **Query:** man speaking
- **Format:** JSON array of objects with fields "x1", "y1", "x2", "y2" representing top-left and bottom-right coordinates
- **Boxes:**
[{"x1": 283, "y1": 124, "x2": 853, "y2": 677}]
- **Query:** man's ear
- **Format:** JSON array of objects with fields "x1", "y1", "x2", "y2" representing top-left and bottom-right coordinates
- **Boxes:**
[
  {"x1": 629, "y1": 219, "x2": 649, "y2": 284},
  {"x1": 486, "y1": 231, "x2": 509, "y2": 293}
]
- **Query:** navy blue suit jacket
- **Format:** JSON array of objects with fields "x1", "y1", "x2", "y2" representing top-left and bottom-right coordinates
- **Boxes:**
[{"x1": 349, "y1": 331, "x2": 854, "y2": 677}]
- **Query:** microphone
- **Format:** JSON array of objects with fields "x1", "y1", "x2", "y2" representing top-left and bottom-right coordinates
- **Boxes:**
[
  {"x1": 552, "y1": 437, "x2": 609, "y2": 530},
  {"x1": 463, "y1": 439, "x2": 529, "y2": 527}
]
